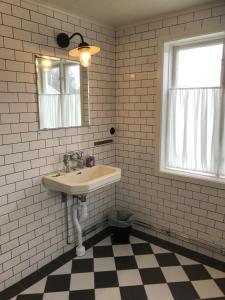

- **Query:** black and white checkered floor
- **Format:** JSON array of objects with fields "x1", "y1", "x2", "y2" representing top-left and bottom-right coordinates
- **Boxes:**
[{"x1": 11, "y1": 235, "x2": 225, "y2": 300}]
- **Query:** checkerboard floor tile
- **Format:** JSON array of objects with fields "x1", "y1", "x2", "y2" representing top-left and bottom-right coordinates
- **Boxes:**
[{"x1": 12, "y1": 235, "x2": 225, "y2": 300}]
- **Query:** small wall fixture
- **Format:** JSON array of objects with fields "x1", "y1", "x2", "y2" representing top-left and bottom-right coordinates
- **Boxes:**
[{"x1": 57, "y1": 32, "x2": 100, "y2": 67}]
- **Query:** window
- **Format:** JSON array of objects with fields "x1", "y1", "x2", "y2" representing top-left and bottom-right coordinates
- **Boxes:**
[{"x1": 160, "y1": 33, "x2": 225, "y2": 182}]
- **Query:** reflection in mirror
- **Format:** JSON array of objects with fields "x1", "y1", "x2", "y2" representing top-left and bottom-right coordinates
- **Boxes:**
[{"x1": 36, "y1": 56, "x2": 89, "y2": 129}]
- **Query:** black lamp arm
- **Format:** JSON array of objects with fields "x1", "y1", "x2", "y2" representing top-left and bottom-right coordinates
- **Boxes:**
[
  {"x1": 57, "y1": 32, "x2": 88, "y2": 49},
  {"x1": 68, "y1": 32, "x2": 84, "y2": 44}
]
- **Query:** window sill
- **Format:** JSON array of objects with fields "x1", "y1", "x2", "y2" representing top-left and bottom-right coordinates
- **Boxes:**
[{"x1": 157, "y1": 167, "x2": 225, "y2": 190}]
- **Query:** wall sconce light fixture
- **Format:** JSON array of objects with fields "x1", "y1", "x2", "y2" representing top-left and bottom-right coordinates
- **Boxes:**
[{"x1": 57, "y1": 32, "x2": 100, "y2": 67}]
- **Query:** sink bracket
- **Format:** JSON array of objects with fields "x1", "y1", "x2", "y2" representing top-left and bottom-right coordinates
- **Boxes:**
[{"x1": 62, "y1": 192, "x2": 72, "y2": 245}]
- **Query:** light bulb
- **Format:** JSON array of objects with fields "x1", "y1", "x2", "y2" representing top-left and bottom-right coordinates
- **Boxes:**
[
  {"x1": 41, "y1": 58, "x2": 52, "y2": 68},
  {"x1": 79, "y1": 48, "x2": 91, "y2": 67}
]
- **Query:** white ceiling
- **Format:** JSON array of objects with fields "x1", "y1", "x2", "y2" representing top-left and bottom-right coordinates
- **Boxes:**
[{"x1": 39, "y1": 0, "x2": 215, "y2": 27}]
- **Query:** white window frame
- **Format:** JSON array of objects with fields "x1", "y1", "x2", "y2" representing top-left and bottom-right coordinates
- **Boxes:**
[{"x1": 157, "y1": 31, "x2": 225, "y2": 188}]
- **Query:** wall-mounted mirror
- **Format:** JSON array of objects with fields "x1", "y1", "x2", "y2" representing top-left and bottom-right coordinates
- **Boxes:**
[{"x1": 36, "y1": 55, "x2": 89, "y2": 129}]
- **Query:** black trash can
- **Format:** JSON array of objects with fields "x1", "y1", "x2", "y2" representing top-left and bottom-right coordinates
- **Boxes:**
[{"x1": 108, "y1": 210, "x2": 134, "y2": 243}]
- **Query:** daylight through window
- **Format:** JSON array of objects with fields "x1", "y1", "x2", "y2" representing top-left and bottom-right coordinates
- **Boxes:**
[{"x1": 160, "y1": 34, "x2": 225, "y2": 182}]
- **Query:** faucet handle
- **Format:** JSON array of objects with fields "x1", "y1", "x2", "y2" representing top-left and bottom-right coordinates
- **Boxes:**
[
  {"x1": 68, "y1": 151, "x2": 76, "y2": 160},
  {"x1": 76, "y1": 151, "x2": 84, "y2": 159},
  {"x1": 63, "y1": 153, "x2": 70, "y2": 161}
]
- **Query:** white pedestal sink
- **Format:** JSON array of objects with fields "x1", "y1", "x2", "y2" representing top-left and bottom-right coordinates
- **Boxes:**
[
  {"x1": 43, "y1": 165, "x2": 121, "y2": 256},
  {"x1": 43, "y1": 165, "x2": 121, "y2": 195}
]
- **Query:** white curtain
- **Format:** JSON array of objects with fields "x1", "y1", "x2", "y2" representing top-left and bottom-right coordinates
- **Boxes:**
[
  {"x1": 61, "y1": 94, "x2": 81, "y2": 127},
  {"x1": 219, "y1": 90, "x2": 225, "y2": 177},
  {"x1": 39, "y1": 94, "x2": 81, "y2": 129},
  {"x1": 166, "y1": 87, "x2": 222, "y2": 176},
  {"x1": 39, "y1": 95, "x2": 62, "y2": 129}
]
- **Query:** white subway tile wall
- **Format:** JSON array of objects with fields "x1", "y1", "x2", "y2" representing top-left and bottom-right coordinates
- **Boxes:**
[
  {"x1": 115, "y1": 2, "x2": 225, "y2": 264},
  {"x1": 0, "y1": 0, "x2": 116, "y2": 292},
  {"x1": 1, "y1": 0, "x2": 225, "y2": 293}
]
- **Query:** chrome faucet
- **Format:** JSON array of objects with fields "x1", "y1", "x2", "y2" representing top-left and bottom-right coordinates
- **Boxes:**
[
  {"x1": 63, "y1": 153, "x2": 71, "y2": 173},
  {"x1": 63, "y1": 151, "x2": 84, "y2": 172},
  {"x1": 72, "y1": 151, "x2": 84, "y2": 169}
]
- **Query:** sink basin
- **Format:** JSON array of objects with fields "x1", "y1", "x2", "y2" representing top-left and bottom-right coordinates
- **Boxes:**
[{"x1": 43, "y1": 165, "x2": 121, "y2": 195}]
